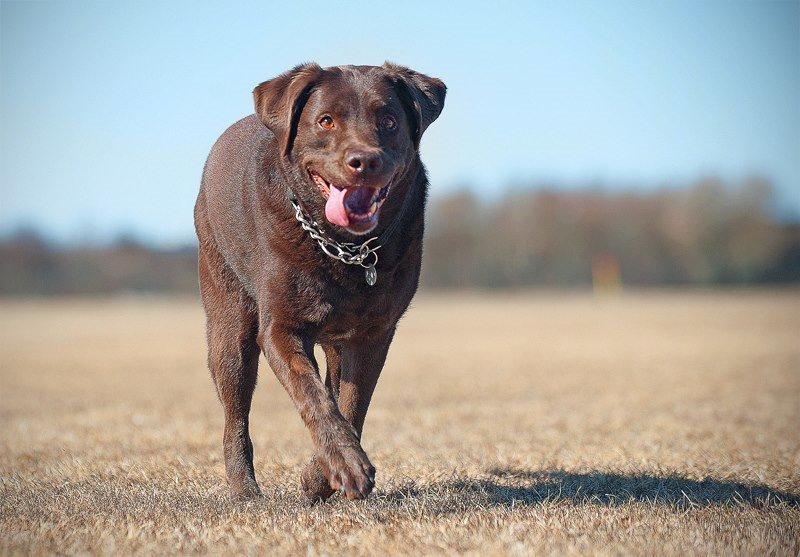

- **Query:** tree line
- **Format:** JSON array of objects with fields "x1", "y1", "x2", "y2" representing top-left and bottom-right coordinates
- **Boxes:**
[
  {"x1": 422, "y1": 178, "x2": 799, "y2": 288},
  {"x1": 1, "y1": 178, "x2": 798, "y2": 295}
]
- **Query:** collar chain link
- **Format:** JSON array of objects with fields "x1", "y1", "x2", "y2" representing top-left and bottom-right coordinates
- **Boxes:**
[{"x1": 289, "y1": 197, "x2": 380, "y2": 285}]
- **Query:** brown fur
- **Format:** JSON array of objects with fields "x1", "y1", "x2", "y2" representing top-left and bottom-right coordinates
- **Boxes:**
[{"x1": 194, "y1": 63, "x2": 445, "y2": 502}]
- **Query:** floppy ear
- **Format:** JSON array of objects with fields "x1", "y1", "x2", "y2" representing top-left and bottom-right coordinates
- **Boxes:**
[
  {"x1": 253, "y1": 63, "x2": 323, "y2": 159},
  {"x1": 383, "y1": 62, "x2": 446, "y2": 148}
]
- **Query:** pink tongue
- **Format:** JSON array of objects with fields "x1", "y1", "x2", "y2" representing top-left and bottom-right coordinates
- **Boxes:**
[{"x1": 325, "y1": 185, "x2": 350, "y2": 227}]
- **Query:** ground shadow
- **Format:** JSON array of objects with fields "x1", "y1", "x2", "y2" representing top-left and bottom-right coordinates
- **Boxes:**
[{"x1": 379, "y1": 468, "x2": 799, "y2": 511}]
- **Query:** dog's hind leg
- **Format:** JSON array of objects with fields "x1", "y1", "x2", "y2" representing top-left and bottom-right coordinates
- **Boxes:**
[{"x1": 198, "y1": 240, "x2": 261, "y2": 501}]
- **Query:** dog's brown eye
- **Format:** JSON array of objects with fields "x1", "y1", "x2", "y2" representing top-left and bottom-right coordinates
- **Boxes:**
[
  {"x1": 380, "y1": 115, "x2": 397, "y2": 131},
  {"x1": 318, "y1": 115, "x2": 334, "y2": 130}
]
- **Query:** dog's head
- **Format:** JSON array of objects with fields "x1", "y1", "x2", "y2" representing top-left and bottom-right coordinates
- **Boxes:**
[{"x1": 254, "y1": 63, "x2": 446, "y2": 235}]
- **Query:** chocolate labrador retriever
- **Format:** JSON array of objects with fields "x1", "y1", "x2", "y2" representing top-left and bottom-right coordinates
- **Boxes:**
[{"x1": 194, "y1": 63, "x2": 445, "y2": 502}]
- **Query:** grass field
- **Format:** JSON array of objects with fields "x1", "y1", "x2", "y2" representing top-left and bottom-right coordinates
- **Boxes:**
[{"x1": 1, "y1": 291, "x2": 799, "y2": 554}]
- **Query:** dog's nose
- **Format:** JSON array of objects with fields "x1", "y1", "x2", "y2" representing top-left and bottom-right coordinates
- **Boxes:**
[{"x1": 345, "y1": 150, "x2": 383, "y2": 175}]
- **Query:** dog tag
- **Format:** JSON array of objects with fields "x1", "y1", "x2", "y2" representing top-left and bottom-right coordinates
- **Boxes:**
[{"x1": 364, "y1": 265, "x2": 377, "y2": 286}]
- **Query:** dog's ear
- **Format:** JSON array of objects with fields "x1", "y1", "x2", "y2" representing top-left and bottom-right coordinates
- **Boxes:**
[
  {"x1": 253, "y1": 63, "x2": 323, "y2": 159},
  {"x1": 383, "y1": 62, "x2": 446, "y2": 149}
]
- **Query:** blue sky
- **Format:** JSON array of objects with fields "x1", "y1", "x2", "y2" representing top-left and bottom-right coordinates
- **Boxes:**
[{"x1": 2, "y1": 1, "x2": 798, "y2": 245}]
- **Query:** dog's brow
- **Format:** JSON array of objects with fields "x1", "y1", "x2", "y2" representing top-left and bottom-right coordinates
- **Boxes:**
[
  {"x1": 368, "y1": 95, "x2": 398, "y2": 111},
  {"x1": 313, "y1": 98, "x2": 351, "y2": 118},
  {"x1": 370, "y1": 102, "x2": 390, "y2": 112}
]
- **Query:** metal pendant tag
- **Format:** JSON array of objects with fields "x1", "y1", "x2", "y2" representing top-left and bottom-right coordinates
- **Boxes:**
[{"x1": 364, "y1": 265, "x2": 377, "y2": 286}]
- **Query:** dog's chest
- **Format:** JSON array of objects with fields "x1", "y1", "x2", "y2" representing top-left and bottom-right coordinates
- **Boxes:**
[
  {"x1": 278, "y1": 238, "x2": 420, "y2": 342},
  {"x1": 286, "y1": 270, "x2": 404, "y2": 341},
  {"x1": 316, "y1": 286, "x2": 397, "y2": 341}
]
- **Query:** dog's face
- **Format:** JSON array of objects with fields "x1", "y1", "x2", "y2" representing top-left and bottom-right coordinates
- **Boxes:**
[{"x1": 254, "y1": 63, "x2": 446, "y2": 235}]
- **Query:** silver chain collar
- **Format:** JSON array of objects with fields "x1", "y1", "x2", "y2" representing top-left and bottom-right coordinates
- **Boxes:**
[{"x1": 289, "y1": 197, "x2": 380, "y2": 286}]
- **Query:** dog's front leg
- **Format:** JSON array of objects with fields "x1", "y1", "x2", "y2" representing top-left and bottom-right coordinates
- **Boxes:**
[
  {"x1": 261, "y1": 324, "x2": 375, "y2": 500},
  {"x1": 322, "y1": 343, "x2": 342, "y2": 400},
  {"x1": 301, "y1": 328, "x2": 395, "y2": 502},
  {"x1": 337, "y1": 328, "x2": 396, "y2": 434}
]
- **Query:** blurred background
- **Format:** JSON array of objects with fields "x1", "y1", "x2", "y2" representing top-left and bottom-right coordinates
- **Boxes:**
[{"x1": 1, "y1": 0, "x2": 799, "y2": 294}]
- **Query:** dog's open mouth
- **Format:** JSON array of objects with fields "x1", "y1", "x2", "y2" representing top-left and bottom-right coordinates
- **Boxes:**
[{"x1": 308, "y1": 170, "x2": 390, "y2": 230}]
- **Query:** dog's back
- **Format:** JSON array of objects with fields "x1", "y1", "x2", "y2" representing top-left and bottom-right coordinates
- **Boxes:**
[{"x1": 195, "y1": 115, "x2": 275, "y2": 293}]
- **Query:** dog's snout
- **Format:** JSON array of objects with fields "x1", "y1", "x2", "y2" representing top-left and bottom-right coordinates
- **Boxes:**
[{"x1": 345, "y1": 150, "x2": 383, "y2": 175}]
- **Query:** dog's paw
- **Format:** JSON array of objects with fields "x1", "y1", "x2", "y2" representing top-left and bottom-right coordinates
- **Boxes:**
[
  {"x1": 300, "y1": 456, "x2": 336, "y2": 503},
  {"x1": 318, "y1": 442, "x2": 375, "y2": 500},
  {"x1": 229, "y1": 478, "x2": 262, "y2": 502}
]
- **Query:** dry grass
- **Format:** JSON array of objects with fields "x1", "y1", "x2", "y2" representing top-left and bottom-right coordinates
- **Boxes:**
[{"x1": 1, "y1": 290, "x2": 799, "y2": 555}]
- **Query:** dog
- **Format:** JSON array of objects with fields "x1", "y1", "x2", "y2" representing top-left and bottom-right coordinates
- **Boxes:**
[{"x1": 194, "y1": 63, "x2": 445, "y2": 502}]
